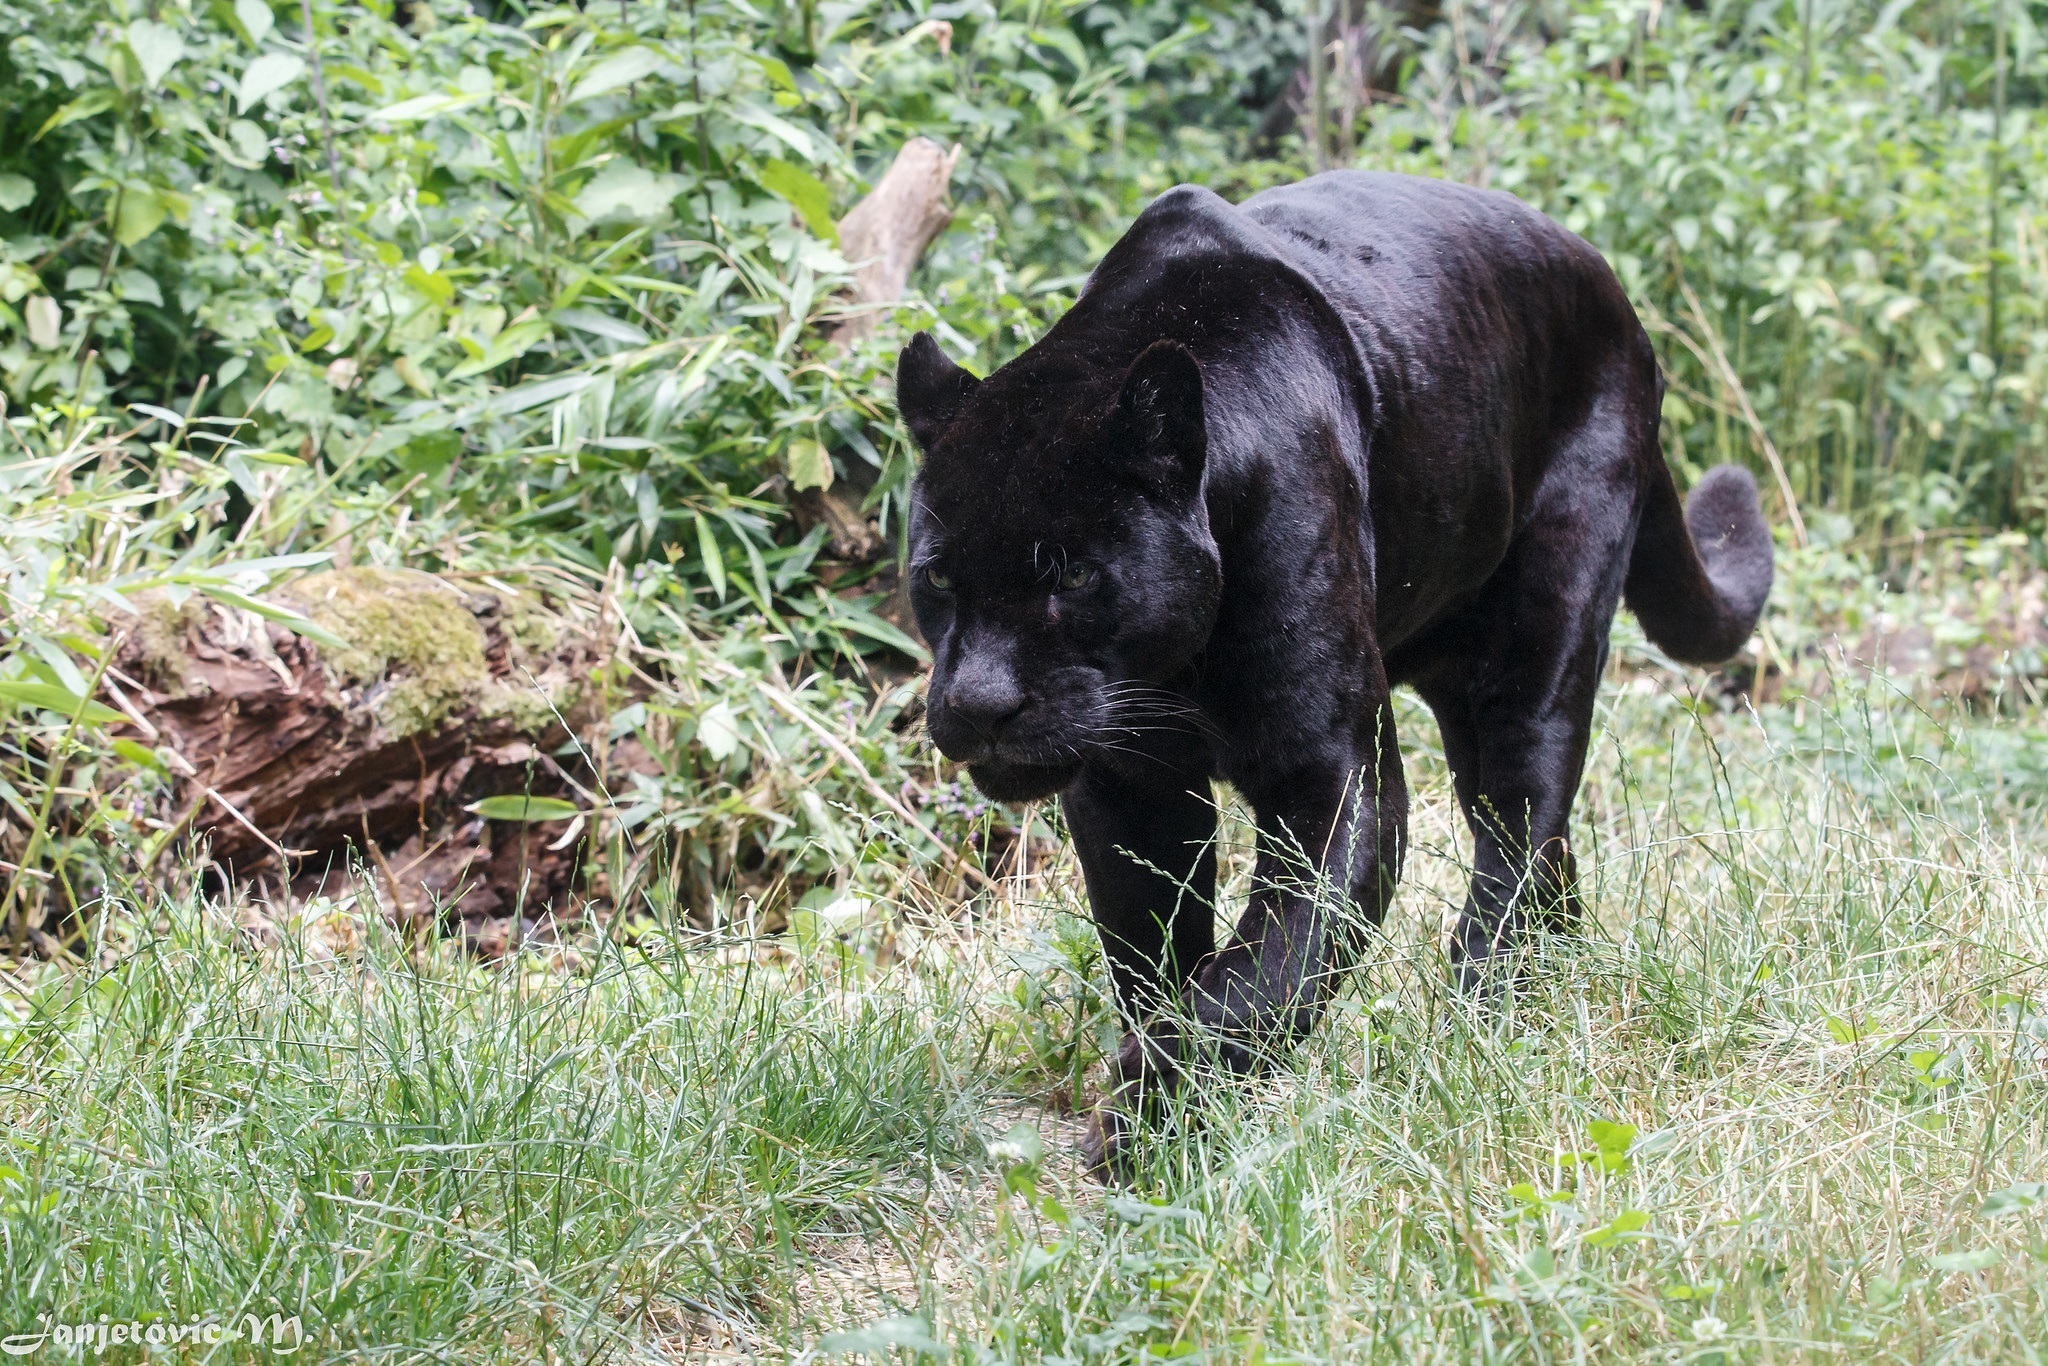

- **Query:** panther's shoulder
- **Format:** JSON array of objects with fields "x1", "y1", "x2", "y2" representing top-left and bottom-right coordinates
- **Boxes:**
[{"x1": 1078, "y1": 184, "x2": 1293, "y2": 302}]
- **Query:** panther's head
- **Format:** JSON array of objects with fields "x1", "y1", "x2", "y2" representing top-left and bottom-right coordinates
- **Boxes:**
[{"x1": 895, "y1": 332, "x2": 1223, "y2": 802}]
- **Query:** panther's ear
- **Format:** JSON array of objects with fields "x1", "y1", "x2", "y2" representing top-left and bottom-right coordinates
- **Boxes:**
[
  {"x1": 1117, "y1": 339, "x2": 1207, "y2": 490},
  {"x1": 896, "y1": 332, "x2": 980, "y2": 451}
]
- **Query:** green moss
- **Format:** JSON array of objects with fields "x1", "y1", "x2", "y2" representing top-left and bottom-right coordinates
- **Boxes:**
[
  {"x1": 500, "y1": 596, "x2": 565, "y2": 665},
  {"x1": 279, "y1": 568, "x2": 581, "y2": 739},
  {"x1": 283, "y1": 568, "x2": 492, "y2": 739},
  {"x1": 477, "y1": 680, "x2": 567, "y2": 734},
  {"x1": 129, "y1": 592, "x2": 207, "y2": 697},
  {"x1": 488, "y1": 589, "x2": 586, "y2": 731}
]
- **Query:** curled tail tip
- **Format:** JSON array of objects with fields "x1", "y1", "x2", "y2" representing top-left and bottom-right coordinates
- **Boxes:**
[
  {"x1": 1684, "y1": 464, "x2": 1775, "y2": 616},
  {"x1": 1627, "y1": 461, "x2": 1775, "y2": 666}
]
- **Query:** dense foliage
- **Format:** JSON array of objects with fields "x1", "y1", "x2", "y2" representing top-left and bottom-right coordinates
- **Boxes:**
[
  {"x1": 0, "y1": 0, "x2": 1268, "y2": 609},
  {"x1": 1362, "y1": 0, "x2": 2048, "y2": 540},
  {"x1": 0, "y1": 0, "x2": 1265, "y2": 928},
  {"x1": 0, "y1": 0, "x2": 2042, "y2": 926},
  {"x1": 2, "y1": 0, "x2": 2041, "y2": 573}
]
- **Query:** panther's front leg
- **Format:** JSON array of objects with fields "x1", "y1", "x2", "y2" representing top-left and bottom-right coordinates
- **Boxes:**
[
  {"x1": 1063, "y1": 768, "x2": 1219, "y2": 1024},
  {"x1": 1085, "y1": 700, "x2": 1408, "y2": 1180}
]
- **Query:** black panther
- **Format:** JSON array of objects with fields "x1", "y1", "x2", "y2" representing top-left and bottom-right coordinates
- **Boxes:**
[{"x1": 894, "y1": 171, "x2": 1772, "y2": 1175}]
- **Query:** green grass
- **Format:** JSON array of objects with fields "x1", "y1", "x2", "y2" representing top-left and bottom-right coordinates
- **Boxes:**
[{"x1": 6, "y1": 666, "x2": 2048, "y2": 1363}]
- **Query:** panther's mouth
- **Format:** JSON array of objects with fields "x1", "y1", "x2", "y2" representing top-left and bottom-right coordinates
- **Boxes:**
[{"x1": 965, "y1": 753, "x2": 1082, "y2": 803}]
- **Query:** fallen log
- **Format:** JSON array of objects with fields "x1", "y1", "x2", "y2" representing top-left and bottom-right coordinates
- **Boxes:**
[
  {"x1": 117, "y1": 567, "x2": 606, "y2": 950},
  {"x1": 795, "y1": 138, "x2": 960, "y2": 649},
  {"x1": 114, "y1": 142, "x2": 963, "y2": 944}
]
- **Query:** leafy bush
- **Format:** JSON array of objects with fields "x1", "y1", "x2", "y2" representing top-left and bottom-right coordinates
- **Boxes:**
[
  {"x1": 0, "y1": 0, "x2": 1272, "y2": 927},
  {"x1": 1355, "y1": 0, "x2": 2048, "y2": 537},
  {"x1": 0, "y1": 0, "x2": 1263, "y2": 605}
]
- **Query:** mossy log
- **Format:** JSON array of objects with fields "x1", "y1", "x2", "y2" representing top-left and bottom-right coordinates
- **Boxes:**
[{"x1": 117, "y1": 568, "x2": 608, "y2": 945}]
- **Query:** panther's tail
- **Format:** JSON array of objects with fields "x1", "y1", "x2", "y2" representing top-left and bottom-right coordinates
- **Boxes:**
[{"x1": 1623, "y1": 462, "x2": 1774, "y2": 665}]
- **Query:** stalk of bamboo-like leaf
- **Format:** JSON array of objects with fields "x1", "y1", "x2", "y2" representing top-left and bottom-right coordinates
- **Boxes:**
[{"x1": 0, "y1": 636, "x2": 124, "y2": 944}]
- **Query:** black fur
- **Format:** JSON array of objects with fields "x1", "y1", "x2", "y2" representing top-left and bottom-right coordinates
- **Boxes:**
[{"x1": 896, "y1": 171, "x2": 1772, "y2": 1177}]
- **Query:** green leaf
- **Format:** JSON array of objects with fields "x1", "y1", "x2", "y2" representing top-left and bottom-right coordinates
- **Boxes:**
[
  {"x1": 1588, "y1": 1119, "x2": 1637, "y2": 1151},
  {"x1": 234, "y1": 0, "x2": 274, "y2": 46},
  {"x1": 24, "y1": 297, "x2": 61, "y2": 350},
  {"x1": 327, "y1": 64, "x2": 383, "y2": 95},
  {"x1": 395, "y1": 430, "x2": 462, "y2": 477},
  {"x1": 237, "y1": 53, "x2": 305, "y2": 112},
  {"x1": 192, "y1": 586, "x2": 349, "y2": 651},
  {"x1": 1583, "y1": 1209, "x2": 1651, "y2": 1247},
  {"x1": 0, "y1": 682, "x2": 123, "y2": 726},
  {"x1": 111, "y1": 739, "x2": 166, "y2": 772},
  {"x1": 675, "y1": 335, "x2": 728, "y2": 400},
  {"x1": 35, "y1": 89, "x2": 118, "y2": 141},
  {"x1": 1981, "y1": 1182, "x2": 2048, "y2": 1218},
  {"x1": 116, "y1": 270, "x2": 163, "y2": 307},
  {"x1": 817, "y1": 595, "x2": 929, "y2": 662},
  {"x1": 392, "y1": 355, "x2": 434, "y2": 396},
  {"x1": 757, "y1": 159, "x2": 837, "y2": 242},
  {"x1": 786, "y1": 437, "x2": 832, "y2": 492},
  {"x1": 693, "y1": 512, "x2": 726, "y2": 601},
  {"x1": 226, "y1": 118, "x2": 269, "y2": 167},
  {"x1": 466, "y1": 795, "x2": 581, "y2": 823},
  {"x1": 1931, "y1": 1248, "x2": 2000, "y2": 1273},
  {"x1": 728, "y1": 104, "x2": 816, "y2": 159},
  {"x1": 989, "y1": 1120, "x2": 1043, "y2": 1171},
  {"x1": 553, "y1": 307, "x2": 650, "y2": 347},
  {"x1": 0, "y1": 174, "x2": 34, "y2": 213},
  {"x1": 567, "y1": 47, "x2": 665, "y2": 104},
  {"x1": 1824, "y1": 1015, "x2": 1864, "y2": 1044},
  {"x1": 126, "y1": 19, "x2": 186, "y2": 88},
  {"x1": 696, "y1": 701, "x2": 739, "y2": 761},
  {"x1": 753, "y1": 54, "x2": 798, "y2": 92},
  {"x1": 129, "y1": 403, "x2": 185, "y2": 428},
  {"x1": 574, "y1": 161, "x2": 685, "y2": 225},
  {"x1": 368, "y1": 90, "x2": 486, "y2": 124},
  {"x1": 817, "y1": 1317, "x2": 942, "y2": 1358},
  {"x1": 482, "y1": 373, "x2": 594, "y2": 417},
  {"x1": 443, "y1": 319, "x2": 549, "y2": 380},
  {"x1": 402, "y1": 265, "x2": 455, "y2": 305},
  {"x1": 114, "y1": 188, "x2": 168, "y2": 248}
]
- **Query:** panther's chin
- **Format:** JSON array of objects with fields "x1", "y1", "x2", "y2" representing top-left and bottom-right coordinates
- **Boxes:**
[{"x1": 966, "y1": 756, "x2": 1082, "y2": 803}]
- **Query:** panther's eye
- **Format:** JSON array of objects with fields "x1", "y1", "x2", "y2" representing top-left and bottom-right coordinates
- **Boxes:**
[
  {"x1": 1057, "y1": 562, "x2": 1095, "y2": 592},
  {"x1": 921, "y1": 566, "x2": 954, "y2": 592}
]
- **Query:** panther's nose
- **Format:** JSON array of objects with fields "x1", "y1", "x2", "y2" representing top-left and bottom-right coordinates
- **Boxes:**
[{"x1": 945, "y1": 654, "x2": 1027, "y2": 739}]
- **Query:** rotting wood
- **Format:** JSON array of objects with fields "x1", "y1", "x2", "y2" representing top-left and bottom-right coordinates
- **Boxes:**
[
  {"x1": 116, "y1": 567, "x2": 606, "y2": 948},
  {"x1": 800, "y1": 136, "x2": 960, "y2": 626}
]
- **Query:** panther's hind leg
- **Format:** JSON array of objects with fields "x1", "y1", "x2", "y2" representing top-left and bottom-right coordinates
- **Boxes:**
[{"x1": 1408, "y1": 392, "x2": 1646, "y2": 989}]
